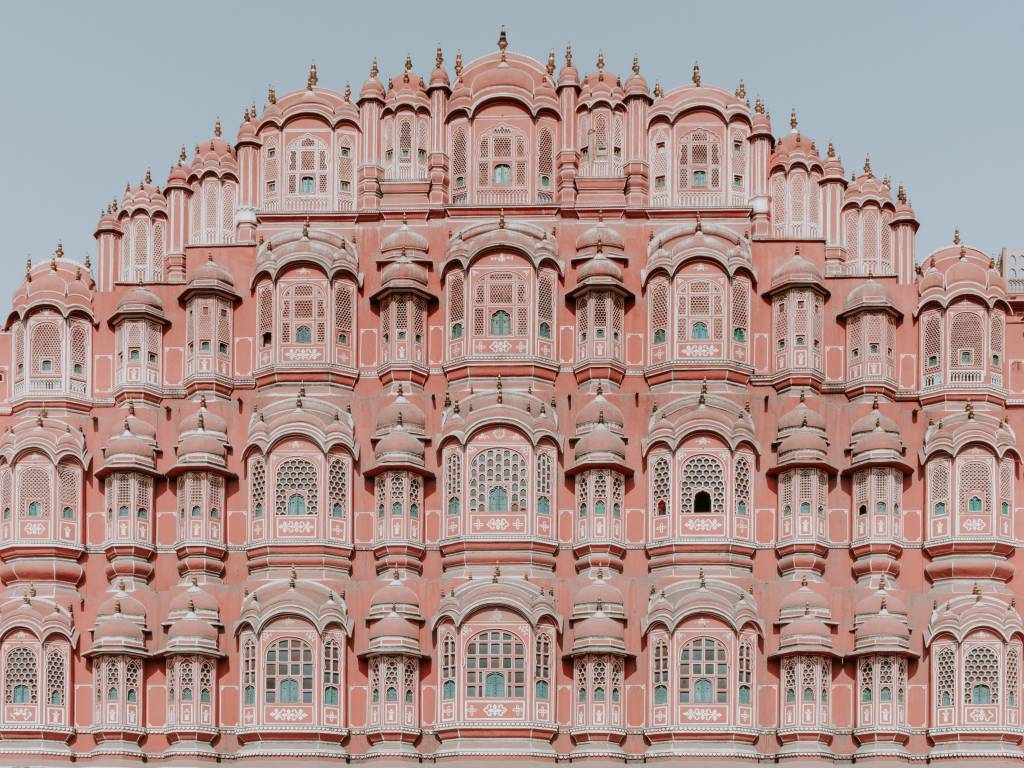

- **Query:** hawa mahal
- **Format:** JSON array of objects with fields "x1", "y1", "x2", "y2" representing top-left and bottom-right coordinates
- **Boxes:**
[{"x1": 0, "y1": 31, "x2": 1022, "y2": 766}]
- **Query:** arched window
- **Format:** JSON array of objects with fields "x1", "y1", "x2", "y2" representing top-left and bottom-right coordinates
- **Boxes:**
[
  {"x1": 692, "y1": 322, "x2": 708, "y2": 339},
  {"x1": 287, "y1": 134, "x2": 329, "y2": 199},
  {"x1": 466, "y1": 630, "x2": 525, "y2": 698},
  {"x1": 488, "y1": 487, "x2": 509, "y2": 513},
  {"x1": 652, "y1": 639, "x2": 670, "y2": 705},
  {"x1": 679, "y1": 637, "x2": 727, "y2": 704},
  {"x1": 681, "y1": 456, "x2": 725, "y2": 515},
  {"x1": 968, "y1": 496, "x2": 983, "y2": 513},
  {"x1": 265, "y1": 638, "x2": 313, "y2": 704},
  {"x1": 295, "y1": 325, "x2": 312, "y2": 344},
  {"x1": 441, "y1": 634, "x2": 456, "y2": 700},
  {"x1": 477, "y1": 126, "x2": 528, "y2": 202},
  {"x1": 964, "y1": 646, "x2": 999, "y2": 706},
  {"x1": 275, "y1": 458, "x2": 318, "y2": 517},
  {"x1": 323, "y1": 639, "x2": 341, "y2": 706},
  {"x1": 469, "y1": 447, "x2": 527, "y2": 517},
  {"x1": 287, "y1": 493, "x2": 306, "y2": 516},
  {"x1": 4, "y1": 647, "x2": 36, "y2": 705}
]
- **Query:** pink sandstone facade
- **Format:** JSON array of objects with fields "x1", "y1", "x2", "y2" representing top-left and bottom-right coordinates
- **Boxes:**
[{"x1": 2, "y1": 33, "x2": 1024, "y2": 765}]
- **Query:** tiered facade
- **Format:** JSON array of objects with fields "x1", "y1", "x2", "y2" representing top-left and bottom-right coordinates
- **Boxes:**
[{"x1": 1, "y1": 34, "x2": 1023, "y2": 765}]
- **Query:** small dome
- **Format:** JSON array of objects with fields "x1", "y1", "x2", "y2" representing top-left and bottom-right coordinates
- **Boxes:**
[
  {"x1": 575, "y1": 219, "x2": 625, "y2": 253},
  {"x1": 117, "y1": 286, "x2": 164, "y2": 313},
  {"x1": 574, "y1": 613, "x2": 624, "y2": 643},
  {"x1": 779, "y1": 578, "x2": 830, "y2": 617},
  {"x1": 360, "y1": 64, "x2": 386, "y2": 101},
  {"x1": 851, "y1": 400, "x2": 900, "y2": 436},
  {"x1": 105, "y1": 421, "x2": 157, "y2": 464},
  {"x1": 375, "y1": 427, "x2": 425, "y2": 462},
  {"x1": 380, "y1": 258, "x2": 428, "y2": 288},
  {"x1": 574, "y1": 574, "x2": 625, "y2": 614},
  {"x1": 576, "y1": 389, "x2": 625, "y2": 431},
  {"x1": 577, "y1": 252, "x2": 624, "y2": 284},
  {"x1": 190, "y1": 254, "x2": 235, "y2": 287},
  {"x1": 380, "y1": 220, "x2": 429, "y2": 254},
  {"x1": 778, "y1": 427, "x2": 828, "y2": 456},
  {"x1": 177, "y1": 431, "x2": 227, "y2": 459},
  {"x1": 856, "y1": 611, "x2": 909, "y2": 644},
  {"x1": 624, "y1": 57, "x2": 649, "y2": 96},
  {"x1": 369, "y1": 612, "x2": 419, "y2": 642},
  {"x1": 780, "y1": 613, "x2": 831, "y2": 643},
  {"x1": 93, "y1": 616, "x2": 145, "y2": 647},
  {"x1": 375, "y1": 390, "x2": 426, "y2": 433},
  {"x1": 168, "y1": 612, "x2": 218, "y2": 644},
  {"x1": 371, "y1": 576, "x2": 420, "y2": 615},
  {"x1": 778, "y1": 394, "x2": 826, "y2": 432},
  {"x1": 844, "y1": 278, "x2": 896, "y2": 313},
  {"x1": 574, "y1": 422, "x2": 626, "y2": 462},
  {"x1": 771, "y1": 248, "x2": 824, "y2": 292},
  {"x1": 179, "y1": 396, "x2": 228, "y2": 436}
]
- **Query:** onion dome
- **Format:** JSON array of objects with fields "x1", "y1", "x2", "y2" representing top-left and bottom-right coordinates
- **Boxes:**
[
  {"x1": 385, "y1": 54, "x2": 429, "y2": 110},
  {"x1": 236, "y1": 107, "x2": 259, "y2": 145},
  {"x1": 359, "y1": 58, "x2": 386, "y2": 101},
  {"x1": 571, "y1": 609, "x2": 627, "y2": 656},
  {"x1": 777, "y1": 392, "x2": 826, "y2": 434},
  {"x1": 846, "y1": 400, "x2": 910, "y2": 473},
  {"x1": 845, "y1": 157, "x2": 894, "y2": 207},
  {"x1": 380, "y1": 216, "x2": 430, "y2": 256},
  {"x1": 374, "y1": 387, "x2": 427, "y2": 436},
  {"x1": 163, "y1": 601, "x2": 221, "y2": 656},
  {"x1": 777, "y1": 609, "x2": 833, "y2": 655},
  {"x1": 172, "y1": 398, "x2": 231, "y2": 477},
  {"x1": 918, "y1": 240, "x2": 1008, "y2": 308},
  {"x1": 380, "y1": 257, "x2": 427, "y2": 288},
  {"x1": 95, "y1": 202, "x2": 122, "y2": 238},
  {"x1": 854, "y1": 575, "x2": 908, "y2": 620},
  {"x1": 189, "y1": 118, "x2": 238, "y2": 180},
  {"x1": 891, "y1": 182, "x2": 918, "y2": 230},
  {"x1": 779, "y1": 575, "x2": 831, "y2": 622},
  {"x1": 767, "y1": 246, "x2": 827, "y2": 295},
  {"x1": 772, "y1": 396, "x2": 833, "y2": 473},
  {"x1": 428, "y1": 47, "x2": 450, "y2": 89},
  {"x1": 558, "y1": 43, "x2": 580, "y2": 86},
  {"x1": 576, "y1": 384, "x2": 625, "y2": 432},
  {"x1": 0, "y1": 587, "x2": 74, "y2": 641},
  {"x1": 575, "y1": 216, "x2": 626, "y2": 256},
  {"x1": 121, "y1": 171, "x2": 168, "y2": 215},
  {"x1": 369, "y1": 571, "x2": 422, "y2": 621},
  {"x1": 769, "y1": 116, "x2": 823, "y2": 174},
  {"x1": 166, "y1": 145, "x2": 192, "y2": 191},
  {"x1": 180, "y1": 253, "x2": 240, "y2": 305},
  {"x1": 839, "y1": 277, "x2": 901, "y2": 319},
  {"x1": 438, "y1": 379, "x2": 560, "y2": 445},
  {"x1": 98, "y1": 409, "x2": 159, "y2": 477},
  {"x1": 579, "y1": 51, "x2": 625, "y2": 105},
  {"x1": 571, "y1": 414, "x2": 628, "y2": 474},
  {"x1": 178, "y1": 394, "x2": 229, "y2": 436},
  {"x1": 373, "y1": 417, "x2": 426, "y2": 470},
  {"x1": 0, "y1": 412, "x2": 89, "y2": 467},
  {"x1": 572, "y1": 570, "x2": 626, "y2": 620},
  {"x1": 623, "y1": 54, "x2": 649, "y2": 97},
  {"x1": 750, "y1": 95, "x2": 772, "y2": 137},
  {"x1": 109, "y1": 285, "x2": 167, "y2": 328},
  {"x1": 89, "y1": 585, "x2": 148, "y2": 656},
  {"x1": 168, "y1": 578, "x2": 220, "y2": 620},
  {"x1": 853, "y1": 597, "x2": 911, "y2": 655},
  {"x1": 7, "y1": 247, "x2": 95, "y2": 327},
  {"x1": 577, "y1": 250, "x2": 624, "y2": 284},
  {"x1": 247, "y1": 391, "x2": 357, "y2": 459}
]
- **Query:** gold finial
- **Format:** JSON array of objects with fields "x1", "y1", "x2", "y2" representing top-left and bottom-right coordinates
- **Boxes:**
[
  {"x1": 897, "y1": 182, "x2": 907, "y2": 204},
  {"x1": 404, "y1": 53, "x2": 413, "y2": 72},
  {"x1": 498, "y1": 25, "x2": 508, "y2": 61},
  {"x1": 653, "y1": 80, "x2": 663, "y2": 98},
  {"x1": 307, "y1": 62, "x2": 318, "y2": 89},
  {"x1": 546, "y1": 49, "x2": 556, "y2": 76},
  {"x1": 630, "y1": 53, "x2": 639, "y2": 75},
  {"x1": 565, "y1": 42, "x2": 573, "y2": 68},
  {"x1": 55, "y1": 241, "x2": 63, "y2": 259},
  {"x1": 454, "y1": 51, "x2": 462, "y2": 78},
  {"x1": 435, "y1": 46, "x2": 443, "y2": 69},
  {"x1": 692, "y1": 61, "x2": 701, "y2": 86},
  {"x1": 268, "y1": 85, "x2": 277, "y2": 104},
  {"x1": 863, "y1": 154, "x2": 872, "y2": 176},
  {"x1": 596, "y1": 50, "x2": 605, "y2": 71},
  {"x1": 214, "y1": 118, "x2": 221, "y2": 138},
  {"x1": 344, "y1": 81, "x2": 351, "y2": 101},
  {"x1": 827, "y1": 140, "x2": 835, "y2": 158},
  {"x1": 735, "y1": 79, "x2": 745, "y2": 99},
  {"x1": 144, "y1": 167, "x2": 152, "y2": 185},
  {"x1": 370, "y1": 58, "x2": 379, "y2": 79},
  {"x1": 179, "y1": 144, "x2": 187, "y2": 163},
  {"x1": 953, "y1": 227, "x2": 961, "y2": 245},
  {"x1": 25, "y1": 255, "x2": 32, "y2": 277},
  {"x1": 754, "y1": 95, "x2": 764, "y2": 114},
  {"x1": 790, "y1": 108, "x2": 797, "y2": 130}
]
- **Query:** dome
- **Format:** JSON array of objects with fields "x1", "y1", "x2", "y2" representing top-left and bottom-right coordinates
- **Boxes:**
[
  {"x1": 779, "y1": 577, "x2": 830, "y2": 618},
  {"x1": 778, "y1": 394, "x2": 826, "y2": 432},
  {"x1": 117, "y1": 286, "x2": 164, "y2": 313},
  {"x1": 842, "y1": 277, "x2": 899, "y2": 316},
  {"x1": 576, "y1": 252, "x2": 624, "y2": 284},
  {"x1": 179, "y1": 396, "x2": 228, "y2": 436},
  {"x1": 104, "y1": 420, "x2": 157, "y2": 465},
  {"x1": 190, "y1": 253, "x2": 235, "y2": 287},
  {"x1": 574, "y1": 613, "x2": 625, "y2": 643},
  {"x1": 769, "y1": 125, "x2": 823, "y2": 174},
  {"x1": 575, "y1": 218, "x2": 625, "y2": 254},
  {"x1": 375, "y1": 426, "x2": 425, "y2": 462},
  {"x1": 168, "y1": 612, "x2": 218, "y2": 644},
  {"x1": 770, "y1": 247, "x2": 825, "y2": 293},
  {"x1": 368, "y1": 612, "x2": 419, "y2": 642},
  {"x1": 380, "y1": 258, "x2": 428, "y2": 288},
  {"x1": 177, "y1": 430, "x2": 227, "y2": 460},
  {"x1": 851, "y1": 399, "x2": 900, "y2": 436},
  {"x1": 576, "y1": 388, "x2": 625, "y2": 431},
  {"x1": 375, "y1": 389, "x2": 426, "y2": 434},
  {"x1": 777, "y1": 426, "x2": 828, "y2": 456},
  {"x1": 573, "y1": 572, "x2": 625, "y2": 618},
  {"x1": 380, "y1": 219, "x2": 429, "y2": 255},
  {"x1": 370, "y1": 575, "x2": 421, "y2": 616},
  {"x1": 623, "y1": 56, "x2": 649, "y2": 96},
  {"x1": 359, "y1": 62, "x2": 386, "y2": 101},
  {"x1": 574, "y1": 421, "x2": 626, "y2": 462},
  {"x1": 778, "y1": 612, "x2": 833, "y2": 654},
  {"x1": 93, "y1": 616, "x2": 145, "y2": 648}
]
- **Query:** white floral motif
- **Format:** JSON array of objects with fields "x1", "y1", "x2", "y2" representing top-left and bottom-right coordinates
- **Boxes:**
[
  {"x1": 683, "y1": 517, "x2": 722, "y2": 532},
  {"x1": 269, "y1": 707, "x2": 307, "y2": 722},
  {"x1": 483, "y1": 703, "x2": 507, "y2": 716},
  {"x1": 682, "y1": 708, "x2": 722, "y2": 722}
]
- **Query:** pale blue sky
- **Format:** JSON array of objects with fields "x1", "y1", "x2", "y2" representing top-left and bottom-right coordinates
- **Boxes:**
[{"x1": 0, "y1": 1, "x2": 1020, "y2": 297}]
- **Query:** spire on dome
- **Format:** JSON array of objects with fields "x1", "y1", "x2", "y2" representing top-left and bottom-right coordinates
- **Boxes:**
[
  {"x1": 790, "y1": 108, "x2": 797, "y2": 130},
  {"x1": 55, "y1": 241, "x2": 63, "y2": 259},
  {"x1": 214, "y1": 118, "x2": 221, "y2": 138},
  {"x1": 268, "y1": 85, "x2": 277, "y2": 104},
  {"x1": 953, "y1": 227, "x2": 961, "y2": 245},
  {"x1": 863, "y1": 154, "x2": 872, "y2": 176},
  {"x1": 692, "y1": 61, "x2": 701, "y2": 86},
  {"x1": 435, "y1": 46, "x2": 443, "y2": 68},
  {"x1": 565, "y1": 42, "x2": 573, "y2": 68},
  {"x1": 546, "y1": 49, "x2": 556, "y2": 75},
  {"x1": 454, "y1": 51, "x2": 462, "y2": 77},
  {"x1": 653, "y1": 80, "x2": 663, "y2": 98},
  {"x1": 754, "y1": 95, "x2": 764, "y2": 114},
  {"x1": 179, "y1": 145, "x2": 187, "y2": 162},
  {"x1": 827, "y1": 140, "x2": 835, "y2": 158},
  {"x1": 735, "y1": 79, "x2": 745, "y2": 99},
  {"x1": 404, "y1": 53, "x2": 412, "y2": 71},
  {"x1": 498, "y1": 25, "x2": 508, "y2": 62},
  {"x1": 596, "y1": 50, "x2": 605, "y2": 71},
  {"x1": 307, "y1": 62, "x2": 318, "y2": 89},
  {"x1": 370, "y1": 58, "x2": 379, "y2": 79},
  {"x1": 897, "y1": 182, "x2": 907, "y2": 204}
]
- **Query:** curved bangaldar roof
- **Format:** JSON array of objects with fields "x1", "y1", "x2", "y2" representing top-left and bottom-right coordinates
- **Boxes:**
[{"x1": 7, "y1": 246, "x2": 95, "y2": 328}]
